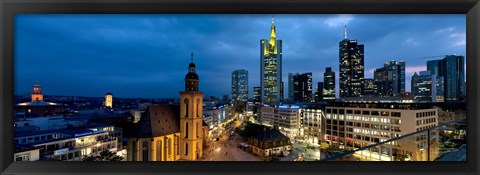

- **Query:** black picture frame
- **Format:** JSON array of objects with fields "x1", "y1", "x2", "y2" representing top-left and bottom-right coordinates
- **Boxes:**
[{"x1": 1, "y1": 0, "x2": 479, "y2": 175}]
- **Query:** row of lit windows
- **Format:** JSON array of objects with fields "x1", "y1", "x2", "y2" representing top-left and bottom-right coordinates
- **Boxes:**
[
  {"x1": 327, "y1": 108, "x2": 402, "y2": 117},
  {"x1": 326, "y1": 114, "x2": 401, "y2": 125},
  {"x1": 326, "y1": 122, "x2": 402, "y2": 133}
]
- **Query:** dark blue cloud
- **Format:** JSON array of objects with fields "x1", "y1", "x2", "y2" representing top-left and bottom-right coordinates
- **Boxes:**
[{"x1": 14, "y1": 14, "x2": 465, "y2": 98}]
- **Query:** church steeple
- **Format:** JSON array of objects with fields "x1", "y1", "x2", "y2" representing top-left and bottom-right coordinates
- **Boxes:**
[
  {"x1": 31, "y1": 81, "x2": 44, "y2": 102},
  {"x1": 185, "y1": 52, "x2": 199, "y2": 92}
]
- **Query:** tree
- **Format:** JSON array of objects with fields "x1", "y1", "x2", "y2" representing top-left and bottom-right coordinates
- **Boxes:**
[{"x1": 82, "y1": 150, "x2": 124, "y2": 161}]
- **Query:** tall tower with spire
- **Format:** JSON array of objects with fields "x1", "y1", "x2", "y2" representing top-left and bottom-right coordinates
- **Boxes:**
[
  {"x1": 339, "y1": 25, "x2": 365, "y2": 98},
  {"x1": 260, "y1": 16, "x2": 283, "y2": 105},
  {"x1": 179, "y1": 52, "x2": 204, "y2": 160},
  {"x1": 31, "y1": 81, "x2": 44, "y2": 102}
]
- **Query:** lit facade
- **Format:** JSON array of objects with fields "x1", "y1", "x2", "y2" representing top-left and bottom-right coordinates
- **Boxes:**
[
  {"x1": 301, "y1": 106, "x2": 325, "y2": 145},
  {"x1": 373, "y1": 61, "x2": 405, "y2": 97},
  {"x1": 260, "y1": 17, "x2": 282, "y2": 105},
  {"x1": 323, "y1": 102, "x2": 439, "y2": 161},
  {"x1": 363, "y1": 78, "x2": 375, "y2": 97},
  {"x1": 411, "y1": 71, "x2": 437, "y2": 102},
  {"x1": 323, "y1": 67, "x2": 336, "y2": 101},
  {"x1": 339, "y1": 26, "x2": 364, "y2": 98},
  {"x1": 15, "y1": 125, "x2": 120, "y2": 161},
  {"x1": 259, "y1": 106, "x2": 301, "y2": 139},
  {"x1": 253, "y1": 87, "x2": 261, "y2": 104},
  {"x1": 293, "y1": 72, "x2": 313, "y2": 102},
  {"x1": 231, "y1": 69, "x2": 249, "y2": 102},
  {"x1": 105, "y1": 93, "x2": 113, "y2": 108}
]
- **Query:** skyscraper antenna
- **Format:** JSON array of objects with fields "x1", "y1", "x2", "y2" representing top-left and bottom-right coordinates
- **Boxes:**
[
  {"x1": 344, "y1": 25, "x2": 347, "y2": 39},
  {"x1": 272, "y1": 15, "x2": 274, "y2": 24}
]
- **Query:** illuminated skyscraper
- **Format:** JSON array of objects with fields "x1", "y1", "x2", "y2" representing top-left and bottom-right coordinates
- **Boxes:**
[
  {"x1": 427, "y1": 55, "x2": 465, "y2": 101},
  {"x1": 231, "y1": 69, "x2": 249, "y2": 102},
  {"x1": 339, "y1": 26, "x2": 364, "y2": 98},
  {"x1": 411, "y1": 71, "x2": 437, "y2": 102},
  {"x1": 323, "y1": 67, "x2": 336, "y2": 101},
  {"x1": 260, "y1": 17, "x2": 282, "y2": 105},
  {"x1": 363, "y1": 78, "x2": 375, "y2": 97},
  {"x1": 253, "y1": 87, "x2": 261, "y2": 104},
  {"x1": 373, "y1": 60, "x2": 405, "y2": 97}
]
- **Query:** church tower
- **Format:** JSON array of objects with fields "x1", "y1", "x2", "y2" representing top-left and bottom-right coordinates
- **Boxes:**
[
  {"x1": 31, "y1": 81, "x2": 44, "y2": 102},
  {"x1": 179, "y1": 52, "x2": 204, "y2": 160}
]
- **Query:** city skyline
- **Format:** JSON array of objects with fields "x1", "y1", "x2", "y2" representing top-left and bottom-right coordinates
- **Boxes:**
[{"x1": 15, "y1": 14, "x2": 466, "y2": 98}]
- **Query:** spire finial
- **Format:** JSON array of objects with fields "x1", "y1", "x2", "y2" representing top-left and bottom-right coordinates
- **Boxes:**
[
  {"x1": 272, "y1": 15, "x2": 274, "y2": 24},
  {"x1": 344, "y1": 25, "x2": 347, "y2": 39},
  {"x1": 191, "y1": 52, "x2": 194, "y2": 62}
]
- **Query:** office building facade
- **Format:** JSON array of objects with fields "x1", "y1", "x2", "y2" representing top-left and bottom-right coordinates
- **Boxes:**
[
  {"x1": 323, "y1": 67, "x2": 336, "y2": 101},
  {"x1": 253, "y1": 87, "x2": 261, "y2": 104},
  {"x1": 339, "y1": 26, "x2": 364, "y2": 98},
  {"x1": 316, "y1": 82, "x2": 324, "y2": 102},
  {"x1": 427, "y1": 55, "x2": 465, "y2": 102},
  {"x1": 363, "y1": 78, "x2": 375, "y2": 97},
  {"x1": 231, "y1": 69, "x2": 249, "y2": 101},
  {"x1": 411, "y1": 71, "x2": 437, "y2": 102},
  {"x1": 373, "y1": 61, "x2": 406, "y2": 97},
  {"x1": 323, "y1": 102, "x2": 439, "y2": 161},
  {"x1": 293, "y1": 73, "x2": 313, "y2": 102}
]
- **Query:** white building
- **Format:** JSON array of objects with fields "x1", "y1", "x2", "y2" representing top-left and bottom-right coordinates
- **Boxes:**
[
  {"x1": 259, "y1": 105, "x2": 301, "y2": 139},
  {"x1": 301, "y1": 107, "x2": 325, "y2": 145},
  {"x1": 324, "y1": 102, "x2": 439, "y2": 161}
]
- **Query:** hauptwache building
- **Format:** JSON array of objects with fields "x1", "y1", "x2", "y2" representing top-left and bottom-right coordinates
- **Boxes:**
[{"x1": 127, "y1": 55, "x2": 209, "y2": 161}]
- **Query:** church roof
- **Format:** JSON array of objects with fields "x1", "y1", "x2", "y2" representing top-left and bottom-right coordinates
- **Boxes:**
[{"x1": 130, "y1": 105, "x2": 181, "y2": 138}]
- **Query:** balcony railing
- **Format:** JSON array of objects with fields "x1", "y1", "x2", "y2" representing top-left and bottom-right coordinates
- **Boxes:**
[{"x1": 321, "y1": 119, "x2": 466, "y2": 161}]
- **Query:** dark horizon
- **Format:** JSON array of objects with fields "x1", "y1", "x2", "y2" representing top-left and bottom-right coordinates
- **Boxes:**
[{"x1": 15, "y1": 14, "x2": 466, "y2": 98}]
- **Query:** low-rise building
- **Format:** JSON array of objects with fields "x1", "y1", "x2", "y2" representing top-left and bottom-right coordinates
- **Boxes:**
[
  {"x1": 324, "y1": 102, "x2": 439, "y2": 161},
  {"x1": 300, "y1": 104, "x2": 326, "y2": 145},
  {"x1": 259, "y1": 105, "x2": 301, "y2": 139},
  {"x1": 14, "y1": 124, "x2": 120, "y2": 161},
  {"x1": 243, "y1": 125, "x2": 292, "y2": 157}
]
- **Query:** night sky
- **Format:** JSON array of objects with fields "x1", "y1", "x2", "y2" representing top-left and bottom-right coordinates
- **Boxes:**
[{"x1": 14, "y1": 14, "x2": 466, "y2": 99}]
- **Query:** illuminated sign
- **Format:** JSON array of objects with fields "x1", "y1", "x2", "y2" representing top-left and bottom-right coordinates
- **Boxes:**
[
  {"x1": 278, "y1": 105, "x2": 300, "y2": 109},
  {"x1": 54, "y1": 148, "x2": 69, "y2": 155}
]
